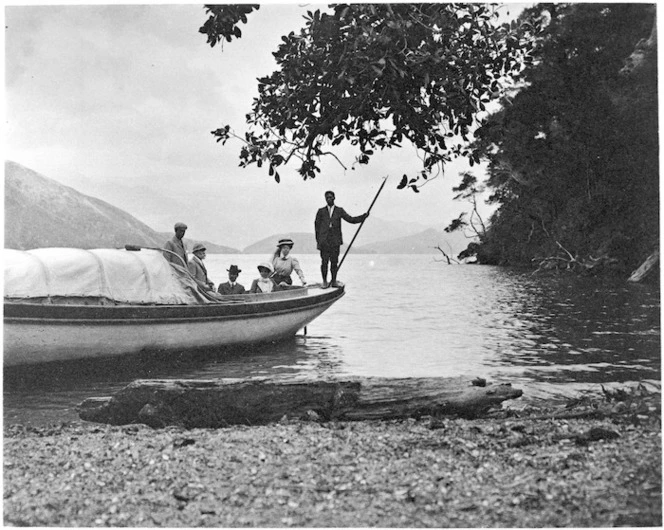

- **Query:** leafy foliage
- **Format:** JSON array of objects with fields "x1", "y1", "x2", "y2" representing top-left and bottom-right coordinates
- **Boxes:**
[
  {"x1": 445, "y1": 213, "x2": 468, "y2": 234},
  {"x1": 445, "y1": 171, "x2": 486, "y2": 238},
  {"x1": 199, "y1": 5, "x2": 260, "y2": 47},
  {"x1": 466, "y1": 4, "x2": 657, "y2": 271},
  {"x1": 204, "y1": 4, "x2": 540, "y2": 186}
]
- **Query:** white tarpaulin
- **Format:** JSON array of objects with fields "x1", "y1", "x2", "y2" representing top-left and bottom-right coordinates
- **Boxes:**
[{"x1": 4, "y1": 248, "x2": 211, "y2": 304}]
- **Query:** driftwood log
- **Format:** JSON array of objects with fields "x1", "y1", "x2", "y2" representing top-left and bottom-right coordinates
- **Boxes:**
[{"x1": 77, "y1": 377, "x2": 523, "y2": 428}]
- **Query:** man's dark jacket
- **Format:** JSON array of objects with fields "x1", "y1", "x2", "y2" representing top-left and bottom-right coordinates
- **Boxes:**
[
  {"x1": 217, "y1": 282, "x2": 246, "y2": 295},
  {"x1": 315, "y1": 206, "x2": 365, "y2": 250}
]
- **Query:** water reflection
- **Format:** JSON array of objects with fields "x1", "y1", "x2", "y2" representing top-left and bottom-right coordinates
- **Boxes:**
[
  {"x1": 483, "y1": 271, "x2": 660, "y2": 388},
  {"x1": 3, "y1": 334, "x2": 352, "y2": 424},
  {"x1": 4, "y1": 255, "x2": 660, "y2": 424}
]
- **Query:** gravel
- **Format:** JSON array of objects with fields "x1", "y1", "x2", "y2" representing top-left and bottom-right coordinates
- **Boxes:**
[{"x1": 4, "y1": 395, "x2": 661, "y2": 527}]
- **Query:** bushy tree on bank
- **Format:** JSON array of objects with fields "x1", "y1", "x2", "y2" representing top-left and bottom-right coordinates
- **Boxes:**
[
  {"x1": 200, "y1": 4, "x2": 657, "y2": 275},
  {"x1": 200, "y1": 4, "x2": 538, "y2": 187},
  {"x1": 465, "y1": 4, "x2": 657, "y2": 274}
]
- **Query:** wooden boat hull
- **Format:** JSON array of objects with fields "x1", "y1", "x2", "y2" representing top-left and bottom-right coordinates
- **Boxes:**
[{"x1": 4, "y1": 286, "x2": 344, "y2": 366}]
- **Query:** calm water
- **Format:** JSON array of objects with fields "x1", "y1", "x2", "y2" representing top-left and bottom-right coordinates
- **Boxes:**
[{"x1": 4, "y1": 254, "x2": 660, "y2": 425}]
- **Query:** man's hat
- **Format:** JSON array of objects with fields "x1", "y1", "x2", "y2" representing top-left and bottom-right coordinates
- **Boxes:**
[
  {"x1": 257, "y1": 262, "x2": 274, "y2": 273},
  {"x1": 192, "y1": 243, "x2": 206, "y2": 253},
  {"x1": 227, "y1": 265, "x2": 241, "y2": 275},
  {"x1": 277, "y1": 238, "x2": 294, "y2": 248},
  {"x1": 174, "y1": 222, "x2": 188, "y2": 230}
]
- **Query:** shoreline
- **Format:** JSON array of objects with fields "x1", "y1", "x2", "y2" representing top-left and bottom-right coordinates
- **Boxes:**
[{"x1": 4, "y1": 394, "x2": 661, "y2": 527}]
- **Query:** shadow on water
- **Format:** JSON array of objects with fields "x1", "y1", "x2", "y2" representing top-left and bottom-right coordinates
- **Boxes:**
[
  {"x1": 3, "y1": 334, "x2": 347, "y2": 425},
  {"x1": 5, "y1": 342, "x2": 289, "y2": 390},
  {"x1": 480, "y1": 272, "x2": 661, "y2": 397},
  {"x1": 500, "y1": 274, "x2": 657, "y2": 346}
]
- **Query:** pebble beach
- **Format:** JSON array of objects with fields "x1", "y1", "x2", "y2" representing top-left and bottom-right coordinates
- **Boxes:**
[{"x1": 4, "y1": 394, "x2": 661, "y2": 528}]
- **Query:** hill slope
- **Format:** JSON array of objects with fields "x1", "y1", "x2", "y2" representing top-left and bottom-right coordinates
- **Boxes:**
[
  {"x1": 154, "y1": 232, "x2": 239, "y2": 254},
  {"x1": 5, "y1": 161, "x2": 466, "y2": 256},
  {"x1": 242, "y1": 228, "x2": 471, "y2": 255},
  {"x1": 355, "y1": 228, "x2": 471, "y2": 255},
  {"x1": 243, "y1": 233, "x2": 318, "y2": 254},
  {"x1": 346, "y1": 217, "x2": 431, "y2": 246},
  {"x1": 5, "y1": 161, "x2": 239, "y2": 252},
  {"x1": 241, "y1": 216, "x2": 433, "y2": 254}
]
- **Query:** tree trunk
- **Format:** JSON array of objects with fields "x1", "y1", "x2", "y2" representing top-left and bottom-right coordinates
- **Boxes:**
[
  {"x1": 77, "y1": 377, "x2": 523, "y2": 428},
  {"x1": 628, "y1": 249, "x2": 659, "y2": 282}
]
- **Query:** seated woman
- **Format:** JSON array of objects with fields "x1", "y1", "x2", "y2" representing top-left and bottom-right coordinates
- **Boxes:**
[
  {"x1": 271, "y1": 238, "x2": 306, "y2": 287},
  {"x1": 249, "y1": 262, "x2": 280, "y2": 293}
]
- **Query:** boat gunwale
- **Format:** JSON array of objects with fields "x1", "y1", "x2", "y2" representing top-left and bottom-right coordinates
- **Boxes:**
[{"x1": 4, "y1": 286, "x2": 345, "y2": 323}]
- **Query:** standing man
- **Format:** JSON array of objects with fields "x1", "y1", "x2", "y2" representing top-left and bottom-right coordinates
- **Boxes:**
[
  {"x1": 163, "y1": 222, "x2": 188, "y2": 267},
  {"x1": 314, "y1": 190, "x2": 368, "y2": 288},
  {"x1": 188, "y1": 243, "x2": 215, "y2": 291}
]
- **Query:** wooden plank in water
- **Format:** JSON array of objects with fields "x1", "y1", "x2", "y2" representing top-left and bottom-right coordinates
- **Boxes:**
[{"x1": 628, "y1": 249, "x2": 659, "y2": 283}]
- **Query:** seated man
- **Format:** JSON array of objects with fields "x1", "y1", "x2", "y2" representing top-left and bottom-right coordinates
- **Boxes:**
[
  {"x1": 187, "y1": 243, "x2": 215, "y2": 291},
  {"x1": 217, "y1": 265, "x2": 246, "y2": 295}
]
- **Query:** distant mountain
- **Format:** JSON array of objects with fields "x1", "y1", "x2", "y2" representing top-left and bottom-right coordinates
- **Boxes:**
[
  {"x1": 243, "y1": 232, "x2": 318, "y2": 254},
  {"x1": 5, "y1": 160, "x2": 470, "y2": 256},
  {"x1": 355, "y1": 228, "x2": 472, "y2": 255},
  {"x1": 241, "y1": 216, "x2": 431, "y2": 254},
  {"x1": 241, "y1": 230, "x2": 396, "y2": 255},
  {"x1": 5, "y1": 161, "x2": 241, "y2": 252},
  {"x1": 155, "y1": 232, "x2": 239, "y2": 254},
  {"x1": 350, "y1": 217, "x2": 430, "y2": 246},
  {"x1": 241, "y1": 228, "x2": 473, "y2": 255}
]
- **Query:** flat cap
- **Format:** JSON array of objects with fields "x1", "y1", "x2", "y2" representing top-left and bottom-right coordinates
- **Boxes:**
[{"x1": 174, "y1": 222, "x2": 188, "y2": 230}]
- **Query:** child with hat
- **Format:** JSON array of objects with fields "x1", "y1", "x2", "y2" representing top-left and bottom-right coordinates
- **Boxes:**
[{"x1": 249, "y1": 262, "x2": 280, "y2": 293}]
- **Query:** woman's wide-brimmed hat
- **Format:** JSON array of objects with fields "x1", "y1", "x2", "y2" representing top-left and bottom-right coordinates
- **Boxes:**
[
  {"x1": 277, "y1": 238, "x2": 294, "y2": 248},
  {"x1": 257, "y1": 262, "x2": 274, "y2": 273},
  {"x1": 227, "y1": 265, "x2": 241, "y2": 274}
]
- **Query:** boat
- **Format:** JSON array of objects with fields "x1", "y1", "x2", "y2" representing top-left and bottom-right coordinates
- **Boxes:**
[{"x1": 4, "y1": 248, "x2": 344, "y2": 366}]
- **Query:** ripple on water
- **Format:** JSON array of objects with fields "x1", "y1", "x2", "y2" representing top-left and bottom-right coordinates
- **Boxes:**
[{"x1": 4, "y1": 255, "x2": 660, "y2": 424}]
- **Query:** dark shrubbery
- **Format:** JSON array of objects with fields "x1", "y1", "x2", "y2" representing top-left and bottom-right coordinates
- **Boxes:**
[{"x1": 464, "y1": 4, "x2": 658, "y2": 273}]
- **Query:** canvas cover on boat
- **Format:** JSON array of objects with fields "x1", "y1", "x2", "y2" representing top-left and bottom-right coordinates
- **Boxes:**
[{"x1": 4, "y1": 248, "x2": 213, "y2": 304}]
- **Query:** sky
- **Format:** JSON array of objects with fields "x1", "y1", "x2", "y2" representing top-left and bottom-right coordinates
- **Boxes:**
[{"x1": 4, "y1": 2, "x2": 525, "y2": 249}]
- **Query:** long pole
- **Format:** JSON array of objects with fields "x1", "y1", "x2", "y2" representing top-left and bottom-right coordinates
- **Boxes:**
[
  {"x1": 125, "y1": 244, "x2": 199, "y2": 282},
  {"x1": 125, "y1": 244, "x2": 188, "y2": 269},
  {"x1": 337, "y1": 176, "x2": 388, "y2": 272}
]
